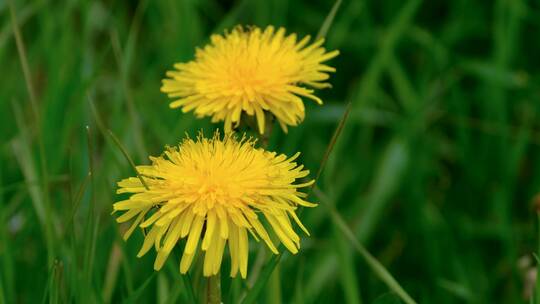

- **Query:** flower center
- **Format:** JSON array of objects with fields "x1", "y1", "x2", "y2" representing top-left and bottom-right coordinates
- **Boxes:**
[
  {"x1": 226, "y1": 63, "x2": 267, "y2": 95},
  {"x1": 194, "y1": 176, "x2": 239, "y2": 208}
]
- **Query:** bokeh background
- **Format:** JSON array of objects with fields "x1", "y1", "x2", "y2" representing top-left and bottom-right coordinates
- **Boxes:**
[{"x1": 2, "y1": 0, "x2": 540, "y2": 303}]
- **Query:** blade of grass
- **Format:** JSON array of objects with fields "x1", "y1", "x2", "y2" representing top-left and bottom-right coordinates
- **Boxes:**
[
  {"x1": 241, "y1": 254, "x2": 282, "y2": 304},
  {"x1": 351, "y1": 0, "x2": 422, "y2": 108},
  {"x1": 8, "y1": 0, "x2": 37, "y2": 105},
  {"x1": 333, "y1": 225, "x2": 362, "y2": 304},
  {"x1": 336, "y1": 0, "x2": 423, "y2": 157},
  {"x1": 157, "y1": 273, "x2": 169, "y2": 304},
  {"x1": 110, "y1": 0, "x2": 151, "y2": 165},
  {"x1": 122, "y1": 0, "x2": 149, "y2": 76},
  {"x1": 311, "y1": 101, "x2": 352, "y2": 191},
  {"x1": 110, "y1": 30, "x2": 147, "y2": 161},
  {"x1": 311, "y1": 13, "x2": 423, "y2": 290},
  {"x1": 354, "y1": 137, "x2": 410, "y2": 243},
  {"x1": 102, "y1": 243, "x2": 123, "y2": 304},
  {"x1": 40, "y1": 263, "x2": 56, "y2": 304},
  {"x1": 490, "y1": 3, "x2": 525, "y2": 298},
  {"x1": 267, "y1": 264, "x2": 281, "y2": 304},
  {"x1": 165, "y1": 282, "x2": 182, "y2": 304},
  {"x1": 180, "y1": 273, "x2": 197, "y2": 304},
  {"x1": 165, "y1": 259, "x2": 197, "y2": 303},
  {"x1": 83, "y1": 218, "x2": 101, "y2": 302},
  {"x1": 11, "y1": 102, "x2": 57, "y2": 269},
  {"x1": 290, "y1": 7, "x2": 351, "y2": 226},
  {"x1": 49, "y1": 260, "x2": 65, "y2": 304},
  {"x1": 42, "y1": 259, "x2": 66, "y2": 304},
  {"x1": 386, "y1": 54, "x2": 418, "y2": 112},
  {"x1": 226, "y1": 277, "x2": 242, "y2": 304},
  {"x1": 116, "y1": 238, "x2": 135, "y2": 295},
  {"x1": 87, "y1": 96, "x2": 109, "y2": 139},
  {"x1": 107, "y1": 129, "x2": 149, "y2": 190},
  {"x1": 317, "y1": 111, "x2": 415, "y2": 289},
  {"x1": 304, "y1": 255, "x2": 338, "y2": 302},
  {"x1": 9, "y1": 0, "x2": 56, "y2": 268},
  {"x1": 123, "y1": 273, "x2": 157, "y2": 304},
  {"x1": 341, "y1": 54, "x2": 417, "y2": 244},
  {"x1": 64, "y1": 172, "x2": 91, "y2": 233},
  {"x1": 316, "y1": 0, "x2": 342, "y2": 40},
  {"x1": 314, "y1": 187, "x2": 417, "y2": 304},
  {"x1": 298, "y1": 101, "x2": 355, "y2": 301},
  {"x1": 82, "y1": 126, "x2": 99, "y2": 303},
  {"x1": 247, "y1": 246, "x2": 269, "y2": 288},
  {"x1": 0, "y1": 1, "x2": 41, "y2": 55},
  {"x1": 10, "y1": 102, "x2": 46, "y2": 224},
  {"x1": 293, "y1": 259, "x2": 305, "y2": 304}
]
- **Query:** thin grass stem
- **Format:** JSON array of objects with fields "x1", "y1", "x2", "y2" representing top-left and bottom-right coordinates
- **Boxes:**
[
  {"x1": 314, "y1": 187, "x2": 417, "y2": 304},
  {"x1": 107, "y1": 129, "x2": 150, "y2": 190}
]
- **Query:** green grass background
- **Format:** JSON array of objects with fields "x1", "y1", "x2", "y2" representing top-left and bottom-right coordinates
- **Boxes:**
[{"x1": 2, "y1": 0, "x2": 540, "y2": 303}]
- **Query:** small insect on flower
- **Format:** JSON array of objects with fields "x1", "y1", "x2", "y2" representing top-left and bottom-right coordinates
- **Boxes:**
[
  {"x1": 161, "y1": 25, "x2": 339, "y2": 134},
  {"x1": 113, "y1": 131, "x2": 316, "y2": 278}
]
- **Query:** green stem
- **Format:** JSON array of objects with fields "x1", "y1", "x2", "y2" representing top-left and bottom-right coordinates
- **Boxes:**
[{"x1": 206, "y1": 273, "x2": 221, "y2": 304}]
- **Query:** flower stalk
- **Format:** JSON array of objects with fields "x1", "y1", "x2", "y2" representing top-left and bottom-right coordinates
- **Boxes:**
[{"x1": 206, "y1": 273, "x2": 221, "y2": 304}]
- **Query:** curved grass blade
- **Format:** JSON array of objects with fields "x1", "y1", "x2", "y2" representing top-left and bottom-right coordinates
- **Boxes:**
[
  {"x1": 311, "y1": 101, "x2": 352, "y2": 191},
  {"x1": 107, "y1": 129, "x2": 149, "y2": 190},
  {"x1": 314, "y1": 187, "x2": 417, "y2": 304}
]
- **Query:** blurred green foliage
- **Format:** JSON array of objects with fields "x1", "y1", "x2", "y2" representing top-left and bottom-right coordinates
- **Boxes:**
[{"x1": 1, "y1": 0, "x2": 540, "y2": 303}]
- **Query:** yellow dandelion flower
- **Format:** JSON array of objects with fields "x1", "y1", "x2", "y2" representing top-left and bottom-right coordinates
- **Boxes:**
[
  {"x1": 161, "y1": 25, "x2": 339, "y2": 134},
  {"x1": 113, "y1": 131, "x2": 316, "y2": 278}
]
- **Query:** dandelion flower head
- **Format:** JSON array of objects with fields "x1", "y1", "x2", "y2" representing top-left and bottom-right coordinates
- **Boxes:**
[
  {"x1": 161, "y1": 25, "x2": 339, "y2": 134},
  {"x1": 113, "y1": 131, "x2": 316, "y2": 278}
]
